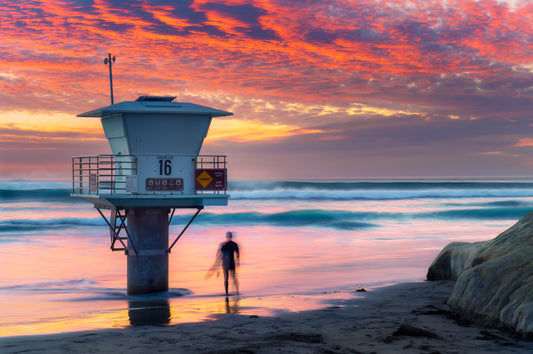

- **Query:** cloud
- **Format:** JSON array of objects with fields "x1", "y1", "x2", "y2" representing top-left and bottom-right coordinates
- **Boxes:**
[
  {"x1": 514, "y1": 138, "x2": 533, "y2": 148},
  {"x1": 1, "y1": 0, "x2": 533, "y2": 179},
  {"x1": 207, "y1": 118, "x2": 323, "y2": 143},
  {"x1": 0, "y1": 126, "x2": 105, "y2": 150},
  {"x1": 2, "y1": 0, "x2": 532, "y2": 113}
]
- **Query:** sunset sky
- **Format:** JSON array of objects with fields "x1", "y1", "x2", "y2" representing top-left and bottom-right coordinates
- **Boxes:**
[{"x1": 1, "y1": 0, "x2": 532, "y2": 181}]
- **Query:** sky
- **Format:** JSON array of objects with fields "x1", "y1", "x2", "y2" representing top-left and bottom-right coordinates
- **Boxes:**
[{"x1": 0, "y1": 0, "x2": 532, "y2": 181}]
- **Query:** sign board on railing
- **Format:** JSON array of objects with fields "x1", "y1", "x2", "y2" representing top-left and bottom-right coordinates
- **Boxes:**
[
  {"x1": 126, "y1": 175, "x2": 137, "y2": 193},
  {"x1": 195, "y1": 169, "x2": 226, "y2": 191},
  {"x1": 146, "y1": 178, "x2": 184, "y2": 191}
]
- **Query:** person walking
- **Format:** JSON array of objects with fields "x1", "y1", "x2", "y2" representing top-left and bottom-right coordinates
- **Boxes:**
[{"x1": 218, "y1": 231, "x2": 240, "y2": 295}]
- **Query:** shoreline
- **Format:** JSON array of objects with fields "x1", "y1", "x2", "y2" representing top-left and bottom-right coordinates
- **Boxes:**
[
  {"x1": 0, "y1": 279, "x2": 412, "y2": 337},
  {"x1": 1, "y1": 280, "x2": 531, "y2": 353}
]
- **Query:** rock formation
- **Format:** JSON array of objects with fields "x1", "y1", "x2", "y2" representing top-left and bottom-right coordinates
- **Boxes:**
[{"x1": 427, "y1": 211, "x2": 533, "y2": 337}]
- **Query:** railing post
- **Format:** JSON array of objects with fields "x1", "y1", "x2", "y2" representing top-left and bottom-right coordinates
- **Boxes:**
[
  {"x1": 79, "y1": 158, "x2": 83, "y2": 194},
  {"x1": 70, "y1": 154, "x2": 138, "y2": 196},
  {"x1": 96, "y1": 155, "x2": 99, "y2": 194},
  {"x1": 111, "y1": 155, "x2": 115, "y2": 195},
  {"x1": 72, "y1": 157, "x2": 75, "y2": 194}
]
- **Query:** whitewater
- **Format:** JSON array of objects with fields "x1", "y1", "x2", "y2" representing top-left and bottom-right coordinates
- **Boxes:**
[{"x1": 1, "y1": 178, "x2": 533, "y2": 336}]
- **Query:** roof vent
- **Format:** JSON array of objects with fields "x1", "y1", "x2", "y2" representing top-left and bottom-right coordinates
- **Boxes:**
[{"x1": 136, "y1": 96, "x2": 176, "y2": 102}]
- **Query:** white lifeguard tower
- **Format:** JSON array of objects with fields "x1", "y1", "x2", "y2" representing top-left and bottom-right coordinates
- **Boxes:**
[{"x1": 71, "y1": 96, "x2": 231, "y2": 295}]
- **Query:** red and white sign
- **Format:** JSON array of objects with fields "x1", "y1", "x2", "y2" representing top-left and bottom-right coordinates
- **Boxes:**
[{"x1": 195, "y1": 169, "x2": 226, "y2": 191}]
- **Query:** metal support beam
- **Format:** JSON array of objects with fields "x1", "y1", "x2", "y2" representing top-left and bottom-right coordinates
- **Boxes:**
[
  {"x1": 96, "y1": 207, "x2": 137, "y2": 255},
  {"x1": 110, "y1": 209, "x2": 125, "y2": 247},
  {"x1": 168, "y1": 208, "x2": 176, "y2": 225},
  {"x1": 167, "y1": 207, "x2": 203, "y2": 253},
  {"x1": 113, "y1": 209, "x2": 136, "y2": 252}
]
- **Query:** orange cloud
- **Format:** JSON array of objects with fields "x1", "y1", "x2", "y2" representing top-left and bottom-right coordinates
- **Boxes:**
[
  {"x1": 0, "y1": 0, "x2": 531, "y2": 115},
  {"x1": 514, "y1": 138, "x2": 533, "y2": 148},
  {"x1": 206, "y1": 119, "x2": 323, "y2": 142},
  {"x1": 1, "y1": 0, "x2": 533, "y2": 180},
  {"x1": 0, "y1": 126, "x2": 105, "y2": 151},
  {"x1": 0, "y1": 111, "x2": 102, "y2": 133}
]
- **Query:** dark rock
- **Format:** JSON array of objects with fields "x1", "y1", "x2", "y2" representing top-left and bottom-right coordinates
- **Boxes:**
[
  {"x1": 392, "y1": 324, "x2": 442, "y2": 339},
  {"x1": 269, "y1": 333, "x2": 324, "y2": 343}
]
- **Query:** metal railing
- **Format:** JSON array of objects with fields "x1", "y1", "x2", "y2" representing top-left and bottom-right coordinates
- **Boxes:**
[
  {"x1": 195, "y1": 155, "x2": 227, "y2": 169},
  {"x1": 72, "y1": 155, "x2": 228, "y2": 196},
  {"x1": 72, "y1": 155, "x2": 137, "y2": 195}
]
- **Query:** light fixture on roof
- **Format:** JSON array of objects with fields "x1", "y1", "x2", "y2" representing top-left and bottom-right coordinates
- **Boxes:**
[{"x1": 136, "y1": 96, "x2": 176, "y2": 102}]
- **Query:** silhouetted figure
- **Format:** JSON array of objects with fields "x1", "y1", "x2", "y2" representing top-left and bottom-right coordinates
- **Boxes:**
[{"x1": 219, "y1": 231, "x2": 240, "y2": 295}]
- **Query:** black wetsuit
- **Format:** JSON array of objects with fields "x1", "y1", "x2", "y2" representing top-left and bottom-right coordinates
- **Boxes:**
[{"x1": 221, "y1": 240, "x2": 239, "y2": 270}]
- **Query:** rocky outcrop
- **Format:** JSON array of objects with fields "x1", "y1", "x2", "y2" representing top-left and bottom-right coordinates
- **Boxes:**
[
  {"x1": 427, "y1": 211, "x2": 533, "y2": 337},
  {"x1": 426, "y1": 241, "x2": 488, "y2": 281}
]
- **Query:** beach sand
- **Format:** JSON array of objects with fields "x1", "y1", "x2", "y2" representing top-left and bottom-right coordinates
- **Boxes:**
[{"x1": 1, "y1": 280, "x2": 531, "y2": 353}]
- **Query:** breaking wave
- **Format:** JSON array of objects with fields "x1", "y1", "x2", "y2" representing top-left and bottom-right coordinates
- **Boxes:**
[
  {"x1": 228, "y1": 180, "x2": 533, "y2": 201},
  {"x1": 2, "y1": 205, "x2": 532, "y2": 233},
  {"x1": 3, "y1": 180, "x2": 533, "y2": 203},
  {"x1": 2, "y1": 180, "x2": 533, "y2": 232}
]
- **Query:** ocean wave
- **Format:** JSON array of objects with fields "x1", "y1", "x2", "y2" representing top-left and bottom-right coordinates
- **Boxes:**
[
  {"x1": 229, "y1": 188, "x2": 533, "y2": 201},
  {"x1": 230, "y1": 180, "x2": 533, "y2": 191},
  {"x1": 4, "y1": 180, "x2": 533, "y2": 203},
  {"x1": 226, "y1": 180, "x2": 533, "y2": 201},
  {"x1": 175, "y1": 206, "x2": 531, "y2": 228},
  {"x1": 0, "y1": 279, "x2": 192, "y2": 300},
  {"x1": 449, "y1": 200, "x2": 533, "y2": 208},
  {"x1": 0, "y1": 211, "x2": 378, "y2": 232},
  {"x1": 421, "y1": 207, "x2": 533, "y2": 220},
  {"x1": 1, "y1": 279, "x2": 100, "y2": 292},
  {"x1": 0, "y1": 218, "x2": 104, "y2": 232},
  {"x1": 1, "y1": 204, "x2": 531, "y2": 234},
  {"x1": 188, "y1": 210, "x2": 378, "y2": 230},
  {"x1": 0, "y1": 188, "x2": 79, "y2": 203}
]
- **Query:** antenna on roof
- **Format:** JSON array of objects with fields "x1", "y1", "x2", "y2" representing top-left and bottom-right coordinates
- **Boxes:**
[{"x1": 104, "y1": 53, "x2": 116, "y2": 105}]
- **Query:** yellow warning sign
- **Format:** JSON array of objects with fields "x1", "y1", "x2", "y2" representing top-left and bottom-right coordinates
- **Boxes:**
[{"x1": 196, "y1": 170, "x2": 213, "y2": 188}]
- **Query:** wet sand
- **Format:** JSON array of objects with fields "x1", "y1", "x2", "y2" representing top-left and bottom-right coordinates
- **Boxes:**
[{"x1": 1, "y1": 280, "x2": 531, "y2": 353}]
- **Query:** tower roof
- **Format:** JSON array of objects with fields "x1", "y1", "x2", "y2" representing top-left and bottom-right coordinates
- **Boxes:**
[{"x1": 77, "y1": 96, "x2": 233, "y2": 118}]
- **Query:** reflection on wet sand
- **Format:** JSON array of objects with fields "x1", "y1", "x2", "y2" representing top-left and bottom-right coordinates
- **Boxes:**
[
  {"x1": 128, "y1": 298, "x2": 171, "y2": 326},
  {"x1": 225, "y1": 296, "x2": 240, "y2": 314},
  {"x1": 127, "y1": 295, "x2": 240, "y2": 325}
]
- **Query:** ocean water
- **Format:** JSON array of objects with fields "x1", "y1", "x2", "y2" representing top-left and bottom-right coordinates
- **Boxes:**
[{"x1": 1, "y1": 178, "x2": 533, "y2": 336}]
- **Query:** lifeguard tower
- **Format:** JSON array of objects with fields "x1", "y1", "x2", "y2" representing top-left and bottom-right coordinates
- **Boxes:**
[{"x1": 71, "y1": 96, "x2": 231, "y2": 295}]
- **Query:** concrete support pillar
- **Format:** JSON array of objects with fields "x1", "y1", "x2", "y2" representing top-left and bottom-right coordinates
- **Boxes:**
[{"x1": 127, "y1": 208, "x2": 169, "y2": 295}]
